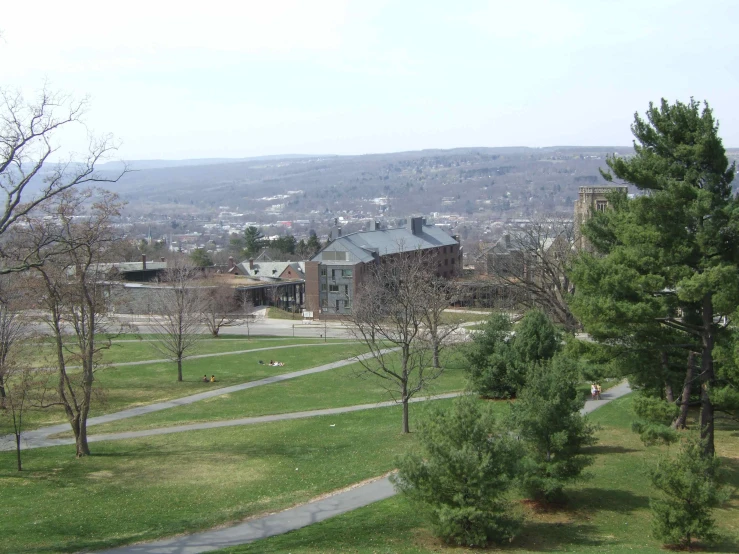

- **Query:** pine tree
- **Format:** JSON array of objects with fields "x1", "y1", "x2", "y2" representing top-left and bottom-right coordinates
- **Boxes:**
[
  {"x1": 571, "y1": 98, "x2": 739, "y2": 457},
  {"x1": 650, "y1": 436, "x2": 729, "y2": 550},
  {"x1": 392, "y1": 395, "x2": 521, "y2": 546},
  {"x1": 507, "y1": 356, "x2": 597, "y2": 502}
]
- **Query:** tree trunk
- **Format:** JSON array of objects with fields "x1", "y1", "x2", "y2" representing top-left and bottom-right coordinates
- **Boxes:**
[
  {"x1": 433, "y1": 341, "x2": 440, "y2": 369},
  {"x1": 674, "y1": 351, "x2": 695, "y2": 430},
  {"x1": 15, "y1": 433, "x2": 22, "y2": 471},
  {"x1": 177, "y1": 358, "x2": 183, "y2": 382},
  {"x1": 699, "y1": 294, "x2": 715, "y2": 457},
  {"x1": 401, "y1": 381, "x2": 410, "y2": 434},
  {"x1": 662, "y1": 352, "x2": 674, "y2": 402},
  {"x1": 76, "y1": 421, "x2": 90, "y2": 458}
]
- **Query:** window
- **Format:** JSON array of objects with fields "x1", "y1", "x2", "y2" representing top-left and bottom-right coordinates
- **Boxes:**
[
  {"x1": 321, "y1": 283, "x2": 327, "y2": 292},
  {"x1": 451, "y1": 258, "x2": 455, "y2": 264},
  {"x1": 335, "y1": 251, "x2": 346, "y2": 261},
  {"x1": 345, "y1": 299, "x2": 352, "y2": 309},
  {"x1": 596, "y1": 200, "x2": 608, "y2": 212},
  {"x1": 320, "y1": 298, "x2": 327, "y2": 309},
  {"x1": 342, "y1": 269, "x2": 353, "y2": 278},
  {"x1": 329, "y1": 284, "x2": 339, "y2": 292},
  {"x1": 335, "y1": 299, "x2": 341, "y2": 311},
  {"x1": 320, "y1": 267, "x2": 327, "y2": 276},
  {"x1": 323, "y1": 251, "x2": 336, "y2": 261},
  {"x1": 343, "y1": 285, "x2": 349, "y2": 295},
  {"x1": 332, "y1": 269, "x2": 339, "y2": 280}
]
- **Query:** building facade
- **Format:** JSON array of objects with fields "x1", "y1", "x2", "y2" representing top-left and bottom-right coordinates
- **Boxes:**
[
  {"x1": 574, "y1": 185, "x2": 629, "y2": 250},
  {"x1": 305, "y1": 217, "x2": 461, "y2": 319}
]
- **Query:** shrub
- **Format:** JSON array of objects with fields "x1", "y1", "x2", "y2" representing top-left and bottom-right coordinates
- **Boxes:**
[
  {"x1": 507, "y1": 357, "x2": 597, "y2": 502},
  {"x1": 392, "y1": 395, "x2": 521, "y2": 546},
  {"x1": 650, "y1": 435, "x2": 729, "y2": 550}
]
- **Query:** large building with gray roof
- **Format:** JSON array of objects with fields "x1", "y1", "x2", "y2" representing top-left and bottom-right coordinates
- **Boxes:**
[{"x1": 305, "y1": 217, "x2": 461, "y2": 319}]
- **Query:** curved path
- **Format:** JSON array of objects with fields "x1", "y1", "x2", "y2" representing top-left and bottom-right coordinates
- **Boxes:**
[
  {"x1": 99, "y1": 381, "x2": 633, "y2": 554},
  {"x1": 0, "y1": 347, "x2": 396, "y2": 451}
]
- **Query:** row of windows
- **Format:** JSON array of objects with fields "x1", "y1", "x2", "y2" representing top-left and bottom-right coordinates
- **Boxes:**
[
  {"x1": 320, "y1": 267, "x2": 353, "y2": 279},
  {"x1": 320, "y1": 298, "x2": 352, "y2": 310},
  {"x1": 321, "y1": 284, "x2": 350, "y2": 294}
]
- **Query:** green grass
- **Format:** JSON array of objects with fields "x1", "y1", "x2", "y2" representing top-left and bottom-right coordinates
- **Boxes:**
[
  {"x1": 218, "y1": 395, "x2": 739, "y2": 553},
  {"x1": 267, "y1": 307, "x2": 302, "y2": 320},
  {"x1": 439, "y1": 312, "x2": 490, "y2": 325},
  {"x1": 1, "y1": 398, "x2": 490, "y2": 553},
  {"x1": 24, "y1": 336, "x2": 342, "y2": 366},
  {"x1": 55, "y1": 347, "x2": 471, "y2": 436},
  {"x1": 22, "y1": 341, "x2": 367, "y2": 430}
]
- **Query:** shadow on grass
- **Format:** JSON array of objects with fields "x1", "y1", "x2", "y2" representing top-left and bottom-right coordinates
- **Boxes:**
[
  {"x1": 584, "y1": 445, "x2": 640, "y2": 455},
  {"x1": 511, "y1": 521, "x2": 602, "y2": 551},
  {"x1": 568, "y1": 487, "x2": 650, "y2": 514}
]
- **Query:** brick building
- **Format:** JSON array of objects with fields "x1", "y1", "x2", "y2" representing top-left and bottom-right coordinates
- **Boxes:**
[{"x1": 305, "y1": 217, "x2": 461, "y2": 319}]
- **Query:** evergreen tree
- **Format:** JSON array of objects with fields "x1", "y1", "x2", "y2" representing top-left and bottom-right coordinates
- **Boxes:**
[
  {"x1": 392, "y1": 395, "x2": 521, "y2": 546},
  {"x1": 464, "y1": 310, "x2": 562, "y2": 398},
  {"x1": 306, "y1": 233, "x2": 322, "y2": 257},
  {"x1": 189, "y1": 248, "x2": 213, "y2": 268},
  {"x1": 507, "y1": 357, "x2": 597, "y2": 502},
  {"x1": 570, "y1": 98, "x2": 739, "y2": 457},
  {"x1": 464, "y1": 313, "x2": 519, "y2": 398},
  {"x1": 243, "y1": 226, "x2": 265, "y2": 258},
  {"x1": 650, "y1": 435, "x2": 729, "y2": 550}
]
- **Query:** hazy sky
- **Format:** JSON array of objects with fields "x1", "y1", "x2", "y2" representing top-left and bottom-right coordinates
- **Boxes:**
[{"x1": 3, "y1": 0, "x2": 738, "y2": 160}]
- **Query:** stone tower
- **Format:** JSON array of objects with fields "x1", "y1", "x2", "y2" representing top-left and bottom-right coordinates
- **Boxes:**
[{"x1": 574, "y1": 186, "x2": 628, "y2": 250}]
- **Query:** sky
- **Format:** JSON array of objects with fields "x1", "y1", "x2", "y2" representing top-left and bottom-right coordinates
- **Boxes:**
[{"x1": 3, "y1": 0, "x2": 739, "y2": 160}]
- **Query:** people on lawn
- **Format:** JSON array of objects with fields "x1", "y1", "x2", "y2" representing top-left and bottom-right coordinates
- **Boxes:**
[
  {"x1": 202, "y1": 375, "x2": 209, "y2": 383},
  {"x1": 210, "y1": 375, "x2": 216, "y2": 382}
]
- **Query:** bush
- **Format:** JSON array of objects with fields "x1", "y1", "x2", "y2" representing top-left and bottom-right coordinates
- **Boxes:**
[
  {"x1": 392, "y1": 395, "x2": 521, "y2": 546},
  {"x1": 464, "y1": 310, "x2": 561, "y2": 399},
  {"x1": 631, "y1": 393, "x2": 679, "y2": 446},
  {"x1": 507, "y1": 357, "x2": 597, "y2": 502},
  {"x1": 650, "y1": 435, "x2": 729, "y2": 550}
]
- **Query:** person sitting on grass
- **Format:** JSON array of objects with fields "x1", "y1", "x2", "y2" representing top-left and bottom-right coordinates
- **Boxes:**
[
  {"x1": 202, "y1": 375, "x2": 209, "y2": 383},
  {"x1": 210, "y1": 375, "x2": 216, "y2": 382}
]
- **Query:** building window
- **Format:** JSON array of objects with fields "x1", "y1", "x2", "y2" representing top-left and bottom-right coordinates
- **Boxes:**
[
  {"x1": 329, "y1": 284, "x2": 339, "y2": 292},
  {"x1": 345, "y1": 299, "x2": 352, "y2": 309},
  {"x1": 343, "y1": 269, "x2": 353, "y2": 278},
  {"x1": 343, "y1": 285, "x2": 349, "y2": 295},
  {"x1": 321, "y1": 283, "x2": 327, "y2": 292},
  {"x1": 321, "y1": 298, "x2": 327, "y2": 309},
  {"x1": 451, "y1": 258, "x2": 455, "y2": 264},
  {"x1": 320, "y1": 267, "x2": 327, "y2": 276},
  {"x1": 335, "y1": 299, "x2": 340, "y2": 311},
  {"x1": 332, "y1": 269, "x2": 339, "y2": 280},
  {"x1": 596, "y1": 200, "x2": 608, "y2": 212}
]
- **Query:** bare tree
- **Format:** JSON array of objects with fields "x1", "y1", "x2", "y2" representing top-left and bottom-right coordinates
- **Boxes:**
[
  {"x1": 202, "y1": 285, "x2": 238, "y2": 337},
  {"x1": 11, "y1": 189, "x2": 124, "y2": 457},
  {"x1": 0, "y1": 86, "x2": 125, "y2": 272},
  {"x1": 0, "y1": 277, "x2": 27, "y2": 406},
  {"x1": 240, "y1": 293, "x2": 263, "y2": 338},
  {"x1": 349, "y1": 248, "x2": 446, "y2": 434},
  {"x1": 150, "y1": 261, "x2": 205, "y2": 381},
  {"x1": 487, "y1": 217, "x2": 578, "y2": 330},
  {"x1": 420, "y1": 277, "x2": 462, "y2": 369}
]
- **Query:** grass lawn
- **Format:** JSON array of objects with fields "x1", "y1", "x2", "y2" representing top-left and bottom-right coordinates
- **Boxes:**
[
  {"x1": 0, "y1": 398, "x2": 484, "y2": 553},
  {"x1": 21, "y1": 341, "x2": 367, "y2": 430},
  {"x1": 267, "y1": 307, "x2": 302, "y2": 320},
  {"x1": 439, "y1": 312, "x2": 491, "y2": 325},
  {"x1": 219, "y1": 395, "x2": 739, "y2": 554},
  {"x1": 24, "y1": 336, "x2": 343, "y2": 366},
  {"x1": 54, "y1": 347, "x2": 471, "y2": 436}
]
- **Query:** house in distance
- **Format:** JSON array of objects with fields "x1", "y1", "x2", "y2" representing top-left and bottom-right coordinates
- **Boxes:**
[{"x1": 305, "y1": 217, "x2": 462, "y2": 320}]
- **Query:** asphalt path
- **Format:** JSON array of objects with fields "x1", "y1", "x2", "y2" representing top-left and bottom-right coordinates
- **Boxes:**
[
  {"x1": 98, "y1": 382, "x2": 632, "y2": 554},
  {"x1": 0, "y1": 348, "x2": 398, "y2": 451}
]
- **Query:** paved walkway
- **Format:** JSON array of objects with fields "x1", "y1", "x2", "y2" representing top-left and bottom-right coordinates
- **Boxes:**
[
  {"x1": 0, "y1": 348, "x2": 396, "y2": 451},
  {"x1": 98, "y1": 382, "x2": 632, "y2": 554},
  {"x1": 15, "y1": 393, "x2": 463, "y2": 449}
]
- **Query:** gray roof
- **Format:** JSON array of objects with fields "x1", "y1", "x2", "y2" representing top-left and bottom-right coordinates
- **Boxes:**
[
  {"x1": 313, "y1": 224, "x2": 458, "y2": 264},
  {"x1": 234, "y1": 261, "x2": 305, "y2": 280}
]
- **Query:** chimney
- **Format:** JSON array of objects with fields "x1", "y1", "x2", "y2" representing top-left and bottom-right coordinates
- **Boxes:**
[
  {"x1": 407, "y1": 216, "x2": 424, "y2": 236},
  {"x1": 142, "y1": 254, "x2": 147, "y2": 270},
  {"x1": 228, "y1": 256, "x2": 235, "y2": 270},
  {"x1": 330, "y1": 227, "x2": 342, "y2": 241},
  {"x1": 369, "y1": 220, "x2": 380, "y2": 231},
  {"x1": 160, "y1": 257, "x2": 165, "y2": 262},
  {"x1": 503, "y1": 234, "x2": 511, "y2": 248},
  {"x1": 249, "y1": 258, "x2": 254, "y2": 270}
]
